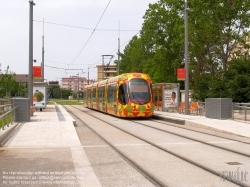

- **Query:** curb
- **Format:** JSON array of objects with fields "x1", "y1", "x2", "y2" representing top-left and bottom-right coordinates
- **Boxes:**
[
  {"x1": 153, "y1": 114, "x2": 185, "y2": 125},
  {"x1": 153, "y1": 114, "x2": 250, "y2": 139}
]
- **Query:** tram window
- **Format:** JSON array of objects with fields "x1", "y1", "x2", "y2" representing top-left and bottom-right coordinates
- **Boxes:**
[
  {"x1": 118, "y1": 84, "x2": 128, "y2": 104},
  {"x1": 83, "y1": 91, "x2": 85, "y2": 99},
  {"x1": 93, "y1": 88, "x2": 96, "y2": 100},
  {"x1": 129, "y1": 79, "x2": 150, "y2": 104},
  {"x1": 87, "y1": 90, "x2": 91, "y2": 100},
  {"x1": 98, "y1": 86, "x2": 104, "y2": 102},
  {"x1": 108, "y1": 84, "x2": 116, "y2": 103}
]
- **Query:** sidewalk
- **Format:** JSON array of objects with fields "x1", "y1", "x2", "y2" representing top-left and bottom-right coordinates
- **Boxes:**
[
  {"x1": 154, "y1": 110, "x2": 250, "y2": 138},
  {"x1": 1, "y1": 104, "x2": 102, "y2": 187}
]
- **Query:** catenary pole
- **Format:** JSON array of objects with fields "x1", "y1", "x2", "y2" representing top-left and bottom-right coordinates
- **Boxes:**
[
  {"x1": 42, "y1": 18, "x2": 45, "y2": 82},
  {"x1": 88, "y1": 67, "x2": 89, "y2": 84},
  {"x1": 77, "y1": 73, "x2": 79, "y2": 101},
  {"x1": 118, "y1": 21, "x2": 120, "y2": 75},
  {"x1": 184, "y1": 0, "x2": 190, "y2": 114},
  {"x1": 29, "y1": 0, "x2": 35, "y2": 107}
]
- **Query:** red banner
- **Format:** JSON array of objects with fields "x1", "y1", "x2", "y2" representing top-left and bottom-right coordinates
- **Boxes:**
[
  {"x1": 33, "y1": 66, "x2": 42, "y2": 78},
  {"x1": 177, "y1": 68, "x2": 185, "y2": 80}
]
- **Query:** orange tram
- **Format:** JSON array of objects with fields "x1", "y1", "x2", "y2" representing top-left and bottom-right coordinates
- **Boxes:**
[{"x1": 83, "y1": 73, "x2": 155, "y2": 117}]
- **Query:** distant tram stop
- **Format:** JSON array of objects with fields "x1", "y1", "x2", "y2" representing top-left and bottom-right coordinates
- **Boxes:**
[{"x1": 152, "y1": 83, "x2": 180, "y2": 112}]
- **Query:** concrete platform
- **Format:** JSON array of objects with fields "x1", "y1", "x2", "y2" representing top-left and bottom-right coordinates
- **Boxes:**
[
  {"x1": 154, "y1": 110, "x2": 250, "y2": 138},
  {"x1": 0, "y1": 105, "x2": 101, "y2": 187}
]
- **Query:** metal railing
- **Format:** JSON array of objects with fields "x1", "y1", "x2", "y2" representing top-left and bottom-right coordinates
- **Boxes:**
[
  {"x1": 0, "y1": 99, "x2": 18, "y2": 131},
  {"x1": 155, "y1": 100, "x2": 250, "y2": 122},
  {"x1": 232, "y1": 103, "x2": 250, "y2": 122}
]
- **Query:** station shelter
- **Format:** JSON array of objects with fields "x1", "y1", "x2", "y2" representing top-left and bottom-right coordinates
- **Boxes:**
[{"x1": 152, "y1": 83, "x2": 180, "y2": 111}]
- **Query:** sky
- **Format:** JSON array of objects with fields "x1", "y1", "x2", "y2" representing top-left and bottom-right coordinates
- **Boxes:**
[{"x1": 0, "y1": 0, "x2": 157, "y2": 82}]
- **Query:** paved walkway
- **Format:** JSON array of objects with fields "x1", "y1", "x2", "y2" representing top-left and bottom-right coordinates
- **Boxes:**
[
  {"x1": 1, "y1": 104, "x2": 101, "y2": 187},
  {"x1": 154, "y1": 110, "x2": 250, "y2": 138}
]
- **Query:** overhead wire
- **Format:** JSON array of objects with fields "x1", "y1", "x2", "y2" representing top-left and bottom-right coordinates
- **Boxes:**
[
  {"x1": 45, "y1": 65, "x2": 65, "y2": 70},
  {"x1": 41, "y1": 0, "x2": 143, "y2": 73},
  {"x1": 89, "y1": 30, "x2": 141, "y2": 68},
  {"x1": 45, "y1": 30, "x2": 141, "y2": 69},
  {"x1": 34, "y1": 20, "x2": 140, "y2": 31},
  {"x1": 69, "y1": 0, "x2": 112, "y2": 65}
]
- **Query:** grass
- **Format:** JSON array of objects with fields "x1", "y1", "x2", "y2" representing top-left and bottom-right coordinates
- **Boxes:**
[
  {"x1": 47, "y1": 100, "x2": 83, "y2": 105},
  {"x1": 0, "y1": 114, "x2": 12, "y2": 129}
]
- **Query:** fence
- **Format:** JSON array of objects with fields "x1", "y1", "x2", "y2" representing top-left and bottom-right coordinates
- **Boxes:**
[
  {"x1": 232, "y1": 103, "x2": 250, "y2": 122},
  {"x1": 156, "y1": 101, "x2": 250, "y2": 122},
  {"x1": 0, "y1": 99, "x2": 18, "y2": 131}
]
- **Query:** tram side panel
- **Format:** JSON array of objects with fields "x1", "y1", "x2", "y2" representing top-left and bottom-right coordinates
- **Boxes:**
[
  {"x1": 97, "y1": 79, "x2": 108, "y2": 113},
  {"x1": 98, "y1": 86, "x2": 106, "y2": 112},
  {"x1": 106, "y1": 82, "x2": 117, "y2": 116},
  {"x1": 84, "y1": 73, "x2": 154, "y2": 118},
  {"x1": 86, "y1": 85, "x2": 93, "y2": 108},
  {"x1": 91, "y1": 82, "x2": 98, "y2": 110}
]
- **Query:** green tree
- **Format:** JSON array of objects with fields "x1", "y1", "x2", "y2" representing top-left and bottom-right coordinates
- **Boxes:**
[
  {"x1": 225, "y1": 58, "x2": 250, "y2": 102},
  {"x1": 62, "y1": 89, "x2": 71, "y2": 99},
  {"x1": 17, "y1": 82, "x2": 28, "y2": 97},
  {"x1": 119, "y1": 0, "x2": 250, "y2": 100},
  {"x1": 0, "y1": 65, "x2": 17, "y2": 97},
  {"x1": 119, "y1": 1, "x2": 184, "y2": 83},
  {"x1": 53, "y1": 88, "x2": 61, "y2": 99},
  {"x1": 119, "y1": 36, "x2": 144, "y2": 74}
]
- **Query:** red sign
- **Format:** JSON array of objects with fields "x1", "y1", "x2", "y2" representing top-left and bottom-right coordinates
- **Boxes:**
[
  {"x1": 33, "y1": 66, "x2": 42, "y2": 78},
  {"x1": 177, "y1": 68, "x2": 185, "y2": 80}
]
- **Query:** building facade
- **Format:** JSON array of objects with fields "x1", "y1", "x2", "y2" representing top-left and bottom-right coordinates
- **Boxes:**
[
  {"x1": 230, "y1": 32, "x2": 250, "y2": 60},
  {"x1": 96, "y1": 64, "x2": 117, "y2": 82},
  {"x1": 61, "y1": 76, "x2": 95, "y2": 92},
  {"x1": 15, "y1": 74, "x2": 28, "y2": 83}
]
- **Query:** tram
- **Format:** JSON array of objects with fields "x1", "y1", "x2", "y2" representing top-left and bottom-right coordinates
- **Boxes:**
[{"x1": 83, "y1": 73, "x2": 154, "y2": 117}]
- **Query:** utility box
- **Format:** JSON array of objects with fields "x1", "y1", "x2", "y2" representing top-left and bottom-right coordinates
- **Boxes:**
[
  {"x1": 205, "y1": 98, "x2": 232, "y2": 119},
  {"x1": 13, "y1": 98, "x2": 30, "y2": 122}
]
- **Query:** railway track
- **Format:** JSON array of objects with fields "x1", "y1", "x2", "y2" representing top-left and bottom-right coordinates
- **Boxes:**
[
  {"x1": 131, "y1": 119, "x2": 250, "y2": 158},
  {"x1": 64, "y1": 105, "x2": 250, "y2": 187}
]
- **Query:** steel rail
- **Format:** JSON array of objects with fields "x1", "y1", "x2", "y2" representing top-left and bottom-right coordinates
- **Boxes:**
[{"x1": 68, "y1": 105, "x2": 249, "y2": 187}]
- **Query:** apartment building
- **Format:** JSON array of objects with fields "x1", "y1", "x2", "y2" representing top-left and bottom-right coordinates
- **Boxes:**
[
  {"x1": 96, "y1": 64, "x2": 117, "y2": 82},
  {"x1": 61, "y1": 76, "x2": 95, "y2": 92},
  {"x1": 230, "y1": 32, "x2": 250, "y2": 60}
]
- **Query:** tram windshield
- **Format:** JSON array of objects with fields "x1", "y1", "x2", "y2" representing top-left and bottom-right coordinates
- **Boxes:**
[{"x1": 129, "y1": 79, "x2": 150, "y2": 104}]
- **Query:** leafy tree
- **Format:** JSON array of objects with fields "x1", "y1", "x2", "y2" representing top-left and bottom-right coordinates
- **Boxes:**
[
  {"x1": 119, "y1": 36, "x2": 144, "y2": 74},
  {"x1": 53, "y1": 88, "x2": 61, "y2": 99},
  {"x1": 0, "y1": 65, "x2": 17, "y2": 97},
  {"x1": 62, "y1": 89, "x2": 71, "y2": 99},
  {"x1": 119, "y1": 1, "x2": 184, "y2": 83},
  {"x1": 225, "y1": 58, "x2": 250, "y2": 102},
  {"x1": 119, "y1": 0, "x2": 250, "y2": 100},
  {"x1": 17, "y1": 82, "x2": 28, "y2": 97}
]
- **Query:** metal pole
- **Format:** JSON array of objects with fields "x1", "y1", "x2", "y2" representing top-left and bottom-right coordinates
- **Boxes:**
[
  {"x1": 29, "y1": 0, "x2": 35, "y2": 107},
  {"x1": 88, "y1": 67, "x2": 89, "y2": 84},
  {"x1": 42, "y1": 18, "x2": 45, "y2": 82},
  {"x1": 184, "y1": 0, "x2": 189, "y2": 115},
  {"x1": 102, "y1": 55, "x2": 104, "y2": 80},
  {"x1": 118, "y1": 21, "x2": 120, "y2": 75},
  {"x1": 78, "y1": 73, "x2": 79, "y2": 101}
]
